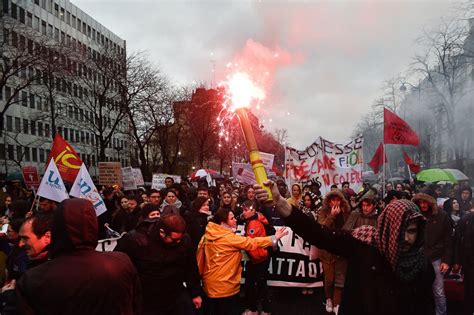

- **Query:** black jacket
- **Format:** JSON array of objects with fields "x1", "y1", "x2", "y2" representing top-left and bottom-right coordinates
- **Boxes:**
[
  {"x1": 284, "y1": 208, "x2": 435, "y2": 315},
  {"x1": 115, "y1": 226, "x2": 201, "y2": 312},
  {"x1": 184, "y1": 211, "x2": 210, "y2": 248},
  {"x1": 413, "y1": 194, "x2": 453, "y2": 264},
  {"x1": 16, "y1": 199, "x2": 142, "y2": 315},
  {"x1": 454, "y1": 212, "x2": 474, "y2": 268}
]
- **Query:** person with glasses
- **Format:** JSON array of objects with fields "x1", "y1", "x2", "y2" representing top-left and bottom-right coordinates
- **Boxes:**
[{"x1": 115, "y1": 213, "x2": 202, "y2": 315}]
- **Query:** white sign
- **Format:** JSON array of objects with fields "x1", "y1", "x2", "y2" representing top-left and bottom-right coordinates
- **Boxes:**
[
  {"x1": 151, "y1": 173, "x2": 181, "y2": 190},
  {"x1": 132, "y1": 168, "x2": 145, "y2": 186},
  {"x1": 260, "y1": 151, "x2": 275, "y2": 170},
  {"x1": 70, "y1": 164, "x2": 107, "y2": 216},
  {"x1": 37, "y1": 159, "x2": 69, "y2": 203},
  {"x1": 232, "y1": 162, "x2": 276, "y2": 185},
  {"x1": 121, "y1": 167, "x2": 137, "y2": 191},
  {"x1": 285, "y1": 135, "x2": 364, "y2": 195}
]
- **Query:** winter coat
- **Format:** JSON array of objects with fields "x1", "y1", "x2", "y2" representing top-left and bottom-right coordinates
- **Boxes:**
[
  {"x1": 457, "y1": 186, "x2": 472, "y2": 214},
  {"x1": 413, "y1": 193, "x2": 453, "y2": 264},
  {"x1": 197, "y1": 222, "x2": 273, "y2": 298},
  {"x1": 114, "y1": 222, "x2": 201, "y2": 312},
  {"x1": 16, "y1": 199, "x2": 141, "y2": 315},
  {"x1": 244, "y1": 212, "x2": 271, "y2": 263},
  {"x1": 343, "y1": 210, "x2": 377, "y2": 231},
  {"x1": 184, "y1": 211, "x2": 211, "y2": 248},
  {"x1": 454, "y1": 212, "x2": 474, "y2": 269},
  {"x1": 317, "y1": 190, "x2": 350, "y2": 263},
  {"x1": 284, "y1": 207, "x2": 435, "y2": 315},
  {"x1": 112, "y1": 208, "x2": 142, "y2": 233}
]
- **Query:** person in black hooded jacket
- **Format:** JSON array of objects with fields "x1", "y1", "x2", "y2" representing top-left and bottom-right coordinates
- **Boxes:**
[
  {"x1": 115, "y1": 213, "x2": 202, "y2": 315},
  {"x1": 15, "y1": 198, "x2": 141, "y2": 315},
  {"x1": 255, "y1": 180, "x2": 435, "y2": 315}
]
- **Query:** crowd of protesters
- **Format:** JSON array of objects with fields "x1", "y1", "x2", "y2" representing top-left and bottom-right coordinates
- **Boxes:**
[{"x1": 0, "y1": 175, "x2": 472, "y2": 314}]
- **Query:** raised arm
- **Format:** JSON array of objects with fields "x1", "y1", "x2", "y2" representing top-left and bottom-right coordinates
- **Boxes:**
[{"x1": 255, "y1": 181, "x2": 356, "y2": 257}]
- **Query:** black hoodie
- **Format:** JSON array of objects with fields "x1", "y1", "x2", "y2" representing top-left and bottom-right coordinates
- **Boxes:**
[{"x1": 16, "y1": 199, "x2": 141, "y2": 315}]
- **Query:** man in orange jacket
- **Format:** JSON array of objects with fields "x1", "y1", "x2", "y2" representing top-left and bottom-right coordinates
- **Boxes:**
[{"x1": 241, "y1": 200, "x2": 274, "y2": 315}]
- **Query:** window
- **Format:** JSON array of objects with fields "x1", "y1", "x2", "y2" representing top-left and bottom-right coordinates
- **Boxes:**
[
  {"x1": 21, "y1": 91, "x2": 28, "y2": 106},
  {"x1": 41, "y1": 21, "x2": 46, "y2": 35},
  {"x1": 26, "y1": 12, "x2": 32, "y2": 27},
  {"x1": 34, "y1": 0, "x2": 39, "y2": 5},
  {"x1": 15, "y1": 117, "x2": 21, "y2": 133},
  {"x1": 80, "y1": 131, "x2": 84, "y2": 143},
  {"x1": 33, "y1": 16, "x2": 39, "y2": 30},
  {"x1": 19, "y1": 7, "x2": 25, "y2": 24},
  {"x1": 30, "y1": 121, "x2": 36, "y2": 135},
  {"x1": 77, "y1": 18, "x2": 81, "y2": 31},
  {"x1": 39, "y1": 149, "x2": 45, "y2": 163},
  {"x1": 29, "y1": 94, "x2": 35, "y2": 109},
  {"x1": 0, "y1": 144, "x2": 5, "y2": 160},
  {"x1": 57, "y1": 126, "x2": 62, "y2": 136},
  {"x1": 45, "y1": 124, "x2": 50, "y2": 138},
  {"x1": 71, "y1": 15, "x2": 76, "y2": 29},
  {"x1": 23, "y1": 119, "x2": 28, "y2": 134},
  {"x1": 75, "y1": 131, "x2": 79, "y2": 143},
  {"x1": 47, "y1": 24, "x2": 53, "y2": 37},
  {"x1": 16, "y1": 146, "x2": 22, "y2": 161},
  {"x1": 5, "y1": 86, "x2": 11, "y2": 100},
  {"x1": 24, "y1": 147, "x2": 30, "y2": 162},
  {"x1": 38, "y1": 122, "x2": 43, "y2": 137},
  {"x1": 54, "y1": 27, "x2": 59, "y2": 41},
  {"x1": 60, "y1": 8, "x2": 65, "y2": 21},
  {"x1": 11, "y1": 3, "x2": 17, "y2": 19},
  {"x1": 36, "y1": 95, "x2": 42, "y2": 111},
  {"x1": 63, "y1": 127, "x2": 68, "y2": 140},
  {"x1": 8, "y1": 145, "x2": 14, "y2": 160},
  {"x1": 85, "y1": 133, "x2": 89, "y2": 144},
  {"x1": 6, "y1": 116, "x2": 12, "y2": 132},
  {"x1": 69, "y1": 129, "x2": 74, "y2": 142},
  {"x1": 32, "y1": 148, "x2": 37, "y2": 162},
  {"x1": 66, "y1": 12, "x2": 70, "y2": 24}
]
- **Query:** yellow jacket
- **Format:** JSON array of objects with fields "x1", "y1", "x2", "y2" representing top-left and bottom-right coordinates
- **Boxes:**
[{"x1": 197, "y1": 222, "x2": 273, "y2": 298}]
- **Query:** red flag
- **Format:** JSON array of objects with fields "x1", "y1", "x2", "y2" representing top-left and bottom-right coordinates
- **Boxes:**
[
  {"x1": 47, "y1": 133, "x2": 83, "y2": 183},
  {"x1": 402, "y1": 151, "x2": 421, "y2": 174},
  {"x1": 368, "y1": 143, "x2": 387, "y2": 174},
  {"x1": 384, "y1": 108, "x2": 420, "y2": 146}
]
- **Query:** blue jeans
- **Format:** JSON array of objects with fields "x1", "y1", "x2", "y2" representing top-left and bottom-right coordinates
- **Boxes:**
[{"x1": 432, "y1": 259, "x2": 447, "y2": 315}]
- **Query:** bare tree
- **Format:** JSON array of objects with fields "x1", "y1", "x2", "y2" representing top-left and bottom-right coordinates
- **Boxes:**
[
  {"x1": 412, "y1": 17, "x2": 472, "y2": 169},
  {"x1": 66, "y1": 43, "x2": 127, "y2": 162}
]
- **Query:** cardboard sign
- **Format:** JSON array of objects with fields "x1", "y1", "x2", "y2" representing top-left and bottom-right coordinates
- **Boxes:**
[
  {"x1": 22, "y1": 166, "x2": 40, "y2": 190},
  {"x1": 98, "y1": 162, "x2": 122, "y2": 186}
]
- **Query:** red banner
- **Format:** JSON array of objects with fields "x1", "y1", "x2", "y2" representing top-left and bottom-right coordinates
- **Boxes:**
[
  {"x1": 402, "y1": 151, "x2": 421, "y2": 174},
  {"x1": 384, "y1": 108, "x2": 419, "y2": 146},
  {"x1": 368, "y1": 143, "x2": 387, "y2": 174},
  {"x1": 47, "y1": 133, "x2": 82, "y2": 183}
]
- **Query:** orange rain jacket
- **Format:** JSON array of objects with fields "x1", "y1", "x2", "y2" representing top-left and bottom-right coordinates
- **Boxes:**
[{"x1": 197, "y1": 222, "x2": 273, "y2": 298}]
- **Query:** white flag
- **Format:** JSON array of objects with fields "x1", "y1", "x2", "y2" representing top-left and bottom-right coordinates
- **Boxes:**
[
  {"x1": 37, "y1": 159, "x2": 69, "y2": 203},
  {"x1": 70, "y1": 163, "x2": 107, "y2": 217}
]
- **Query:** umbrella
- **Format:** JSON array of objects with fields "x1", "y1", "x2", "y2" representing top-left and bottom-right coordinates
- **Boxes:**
[
  {"x1": 443, "y1": 169, "x2": 469, "y2": 181},
  {"x1": 416, "y1": 168, "x2": 457, "y2": 184},
  {"x1": 190, "y1": 168, "x2": 220, "y2": 181}
]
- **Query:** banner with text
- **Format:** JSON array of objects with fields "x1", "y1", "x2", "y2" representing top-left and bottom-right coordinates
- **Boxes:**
[
  {"x1": 284, "y1": 135, "x2": 364, "y2": 195},
  {"x1": 96, "y1": 226, "x2": 322, "y2": 287}
]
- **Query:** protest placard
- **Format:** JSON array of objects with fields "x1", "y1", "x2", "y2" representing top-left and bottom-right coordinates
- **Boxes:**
[
  {"x1": 98, "y1": 162, "x2": 122, "y2": 186},
  {"x1": 151, "y1": 173, "x2": 181, "y2": 190},
  {"x1": 122, "y1": 167, "x2": 137, "y2": 191},
  {"x1": 284, "y1": 135, "x2": 364, "y2": 195}
]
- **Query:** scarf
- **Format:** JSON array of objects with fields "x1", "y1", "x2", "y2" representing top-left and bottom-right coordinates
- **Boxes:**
[{"x1": 351, "y1": 199, "x2": 426, "y2": 283}]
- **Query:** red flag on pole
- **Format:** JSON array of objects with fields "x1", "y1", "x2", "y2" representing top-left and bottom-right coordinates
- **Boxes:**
[
  {"x1": 368, "y1": 143, "x2": 387, "y2": 174},
  {"x1": 384, "y1": 108, "x2": 420, "y2": 146},
  {"x1": 46, "y1": 133, "x2": 83, "y2": 183},
  {"x1": 402, "y1": 151, "x2": 421, "y2": 174}
]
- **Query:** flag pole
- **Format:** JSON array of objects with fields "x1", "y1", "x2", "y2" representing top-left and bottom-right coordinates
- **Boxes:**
[{"x1": 382, "y1": 107, "x2": 386, "y2": 199}]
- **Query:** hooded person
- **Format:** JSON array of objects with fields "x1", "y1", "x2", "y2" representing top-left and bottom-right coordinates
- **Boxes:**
[
  {"x1": 254, "y1": 181, "x2": 435, "y2": 315},
  {"x1": 16, "y1": 199, "x2": 142, "y2": 315},
  {"x1": 412, "y1": 193, "x2": 452, "y2": 315},
  {"x1": 457, "y1": 185, "x2": 472, "y2": 215},
  {"x1": 317, "y1": 189, "x2": 351, "y2": 313}
]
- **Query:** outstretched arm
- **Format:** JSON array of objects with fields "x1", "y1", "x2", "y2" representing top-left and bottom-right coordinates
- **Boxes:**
[{"x1": 255, "y1": 181, "x2": 356, "y2": 257}]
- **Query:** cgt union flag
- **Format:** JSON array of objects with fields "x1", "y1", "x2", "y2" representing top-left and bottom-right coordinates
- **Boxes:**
[
  {"x1": 384, "y1": 108, "x2": 420, "y2": 146},
  {"x1": 70, "y1": 164, "x2": 107, "y2": 216},
  {"x1": 47, "y1": 133, "x2": 82, "y2": 183}
]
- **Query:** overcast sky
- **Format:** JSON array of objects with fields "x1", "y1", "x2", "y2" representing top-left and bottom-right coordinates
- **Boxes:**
[{"x1": 74, "y1": 0, "x2": 456, "y2": 149}]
